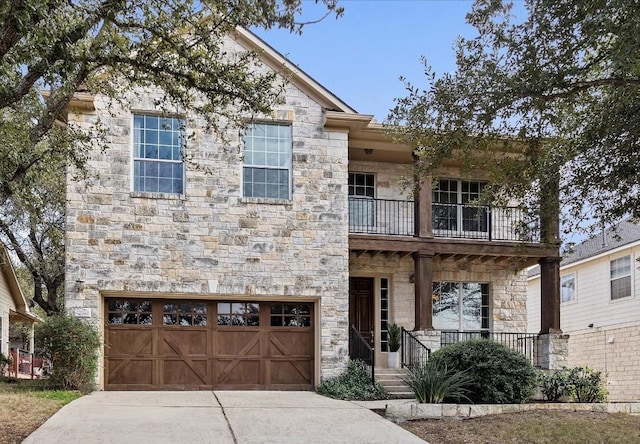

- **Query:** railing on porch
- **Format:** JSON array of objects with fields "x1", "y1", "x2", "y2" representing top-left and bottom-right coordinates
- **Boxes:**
[
  {"x1": 401, "y1": 327, "x2": 431, "y2": 371},
  {"x1": 7, "y1": 349, "x2": 48, "y2": 379},
  {"x1": 349, "y1": 325, "x2": 375, "y2": 384},
  {"x1": 440, "y1": 331, "x2": 537, "y2": 365},
  {"x1": 348, "y1": 197, "x2": 538, "y2": 242}
]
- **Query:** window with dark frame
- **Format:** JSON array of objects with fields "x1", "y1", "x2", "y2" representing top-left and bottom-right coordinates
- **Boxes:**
[
  {"x1": 217, "y1": 302, "x2": 260, "y2": 326},
  {"x1": 107, "y1": 299, "x2": 153, "y2": 325},
  {"x1": 163, "y1": 302, "x2": 207, "y2": 326},
  {"x1": 270, "y1": 304, "x2": 311, "y2": 327}
]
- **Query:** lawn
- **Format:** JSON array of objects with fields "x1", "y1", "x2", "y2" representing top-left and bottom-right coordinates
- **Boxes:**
[
  {"x1": 0, "y1": 379, "x2": 81, "y2": 444},
  {"x1": 402, "y1": 410, "x2": 640, "y2": 444}
]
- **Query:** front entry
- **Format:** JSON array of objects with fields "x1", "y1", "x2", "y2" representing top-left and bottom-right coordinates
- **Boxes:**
[{"x1": 349, "y1": 277, "x2": 374, "y2": 346}]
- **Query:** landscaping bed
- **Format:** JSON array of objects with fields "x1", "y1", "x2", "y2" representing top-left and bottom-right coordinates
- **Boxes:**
[{"x1": 402, "y1": 410, "x2": 640, "y2": 444}]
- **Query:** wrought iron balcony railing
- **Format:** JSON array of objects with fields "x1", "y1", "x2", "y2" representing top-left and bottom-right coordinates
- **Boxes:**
[
  {"x1": 440, "y1": 330, "x2": 538, "y2": 365},
  {"x1": 348, "y1": 197, "x2": 539, "y2": 242}
]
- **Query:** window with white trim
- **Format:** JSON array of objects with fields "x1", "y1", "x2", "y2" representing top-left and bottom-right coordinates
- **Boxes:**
[
  {"x1": 432, "y1": 179, "x2": 488, "y2": 233},
  {"x1": 348, "y1": 172, "x2": 375, "y2": 228},
  {"x1": 561, "y1": 273, "x2": 576, "y2": 303},
  {"x1": 610, "y1": 255, "x2": 632, "y2": 300},
  {"x1": 243, "y1": 122, "x2": 292, "y2": 199},
  {"x1": 133, "y1": 114, "x2": 184, "y2": 194},
  {"x1": 432, "y1": 282, "x2": 490, "y2": 331}
]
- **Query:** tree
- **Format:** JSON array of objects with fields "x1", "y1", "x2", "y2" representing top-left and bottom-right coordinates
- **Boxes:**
[
  {"x1": 388, "y1": 0, "x2": 640, "y2": 239},
  {"x1": 0, "y1": 151, "x2": 65, "y2": 314},
  {"x1": 0, "y1": 0, "x2": 343, "y2": 314}
]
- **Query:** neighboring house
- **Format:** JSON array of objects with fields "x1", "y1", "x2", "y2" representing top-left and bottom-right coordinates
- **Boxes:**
[
  {"x1": 0, "y1": 247, "x2": 39, "y2": 367},
  {"x1": 65, "y1": 28, "x2": 563, "y2": 391},
  {"x1": 528, "y1": 219, "x2": 640, "y2": 401}
]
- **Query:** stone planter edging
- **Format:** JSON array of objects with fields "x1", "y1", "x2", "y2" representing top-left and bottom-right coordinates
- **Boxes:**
[{"x1": 384, "y1": 401, "x2": 640, "y2": 422}]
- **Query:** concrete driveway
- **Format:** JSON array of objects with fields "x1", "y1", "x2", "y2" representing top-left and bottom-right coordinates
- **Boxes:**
[{"x1": 23, "y1": 391, "x2": 427, "y2": 444}]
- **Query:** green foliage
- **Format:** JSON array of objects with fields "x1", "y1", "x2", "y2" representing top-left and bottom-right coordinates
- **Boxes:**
[
  {"x1": 538, "y1": 366, "x2": 608, "y2": 403},
  {"x1": 538, "y1": 369, "x2": 571, "y2": 402},
  {"x1": 0, "y1": 353, "x2": 9, "y2": 376},
  {"x1": 402, "y1": 359, "x2": 472, "y2": 404},
  {"x1": 316, "y1": 360, "x2": 389, "y2": 401},
  {"x1": 35, "y1": 314, "x2": 100, "y2": 392},
  {"x1": 389, "y1": 0, "x2": 640, "y2": 237},
  {"x1": 432, "y1": 340, "x2": 538, "y2": 404},
  {"x1": 0, "y1": 0, "x2": 342, "y2": 315},
  {"x1": 387, "y1": 323, "x2": 401, "y2": 352}
]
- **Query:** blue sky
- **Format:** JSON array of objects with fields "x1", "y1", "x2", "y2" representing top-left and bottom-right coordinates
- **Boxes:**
[{"x1": 253, "y1": 1, "x2": 524, "y2": 122}]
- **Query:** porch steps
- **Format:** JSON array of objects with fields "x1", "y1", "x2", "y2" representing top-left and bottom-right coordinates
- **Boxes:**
[{"x1": 375, "y1": 367, "x2": 414, "y2": 399}]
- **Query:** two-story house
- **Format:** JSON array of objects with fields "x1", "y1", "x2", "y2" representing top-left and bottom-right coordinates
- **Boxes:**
[
  {"x1": 528, "y1": 219, "x2": 640, "y2": 401},
  {"x1": 65, "y1": 28, "x2": 564, "y2": 390}
]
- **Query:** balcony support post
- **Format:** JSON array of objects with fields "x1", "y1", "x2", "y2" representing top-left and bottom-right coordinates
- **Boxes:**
[
  {"x1": 413, "y1": 156, "x2": 433, "y2": 238},
  {"x1": 538, "y1": 164, "x2": 562, "y2": 334},
  {"x1": 539, "y1": 256, "x2": 562, "y2": 333},
  {"x1": 413, "y1": 251, "x2": 434, "y2": 331}
]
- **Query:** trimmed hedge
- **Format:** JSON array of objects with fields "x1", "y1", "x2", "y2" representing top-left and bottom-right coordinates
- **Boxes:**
[{"x1": 431, "y1": 339, "x2": 537, "y2": 404}]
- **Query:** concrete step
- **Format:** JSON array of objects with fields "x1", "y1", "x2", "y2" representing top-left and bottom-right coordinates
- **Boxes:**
[{"x1": 374, "y1": 367, "x2": 414, "y2": 399}]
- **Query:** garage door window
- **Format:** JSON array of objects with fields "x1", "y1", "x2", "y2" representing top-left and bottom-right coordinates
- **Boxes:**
[
  {"x1": 270, "y1": 304, "x2": 311, "y2": 327},
  {"x1": 217, "y1": 302, "x2": 260, "y2": 326},
  {"x1": 163, "y1": 302, "x2": 207, "y2": 326},
  {"x1": 107, "y1": 300, "x2": 153, "y2": 325}
]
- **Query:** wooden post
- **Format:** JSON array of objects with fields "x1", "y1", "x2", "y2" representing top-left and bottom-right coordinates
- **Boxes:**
[
  {"x1": 539, "y1": 257, "x2": 562, "y2": 333},
  {"x1": 414, "y1": 252, "x2": 434, "y2": 330},
  {"x1": 539, "y1": 163, "x2": 562, "y2": 334}
]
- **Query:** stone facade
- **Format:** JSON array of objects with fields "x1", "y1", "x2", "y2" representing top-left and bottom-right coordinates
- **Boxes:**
[{"x1": 65, "y1": 38, "x2": 351, "y2": 385}]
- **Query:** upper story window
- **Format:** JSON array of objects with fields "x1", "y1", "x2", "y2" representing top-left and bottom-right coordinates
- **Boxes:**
[
  {"x1": 432, "y1": 179, "x2": 488, "y2": 234},
  {"x1": 243, "y1": 122, "x2": 292, "y2": 200},
  {"x1": 561, "y1": 273, "x2": 576, "y2": 303},
  {"x1": 133, "y1": 114, "x2": 184, "y2": 194},
  {"x1": 610, "y1": 255, "x2": 632, "y2": 300},
  {"x1": 348, "y1": 173, "x2": 375, "y2": 228}
]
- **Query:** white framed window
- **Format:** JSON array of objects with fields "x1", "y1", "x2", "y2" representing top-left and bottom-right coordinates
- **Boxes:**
[
  {"x1": 132, "y1": 114, "x2": 184, "y2": 194},
  {"x1": 242, "y1": 122, "x2": 292, "y2": 200},
  {"x1": 610, "y1": 255, "x2": 632, "y2": 300},
  {"x1": 433, "y1": 282, "x2": 490, "y2": 331},
  {"x1": 348, "y1": 172, "x2": 375, "y2": 228},
  {"x1": 432, "y1": 179, "x2": 488, "y2": 234},
  {"x1": 561, "y1": 273, "x2": 576, "y2": 303}
]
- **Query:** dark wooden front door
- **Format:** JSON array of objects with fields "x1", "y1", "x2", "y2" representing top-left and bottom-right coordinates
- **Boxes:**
[
  {"x1": 104, "y1": 298, "x2": 314, "y2": 390},
  {"x1": 349, "y1": 277, "x2": 374, "y2": 346}
]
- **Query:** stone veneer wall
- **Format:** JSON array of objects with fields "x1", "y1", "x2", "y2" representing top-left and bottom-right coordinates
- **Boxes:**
[
  {"x1": 435, "y1": 258, "x2": 528, "y2": 332},
  {"x1": 349, "y1": 255, "x2": 528, "y2": 334},
  {"x1": 567, "y1": 325, "x2": 640, "y2": 401},
  {"x1": 65, "y1": 39, "x2": 351, "y2": 384}
]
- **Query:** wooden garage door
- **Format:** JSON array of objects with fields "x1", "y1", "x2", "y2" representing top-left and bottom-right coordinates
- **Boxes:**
[{"x1": 104, "y1": 299, "x2": 314, "y2": 390}]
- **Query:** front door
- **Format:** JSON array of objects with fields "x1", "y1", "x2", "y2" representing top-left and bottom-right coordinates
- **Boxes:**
[{"x1": 349, "y1": 277, "x2": 374, "y2": 346}]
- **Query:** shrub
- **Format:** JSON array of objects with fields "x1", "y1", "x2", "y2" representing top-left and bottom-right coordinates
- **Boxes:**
[
  {"x1": 567, "y1": 366, "x2": 608, "y2": 403},
  {"x1": 402, "y1": 359, "x2": 472, "y2": 403},
  {"x1": 538, "y1": 368, "x2": 571, "y2": 401},
  {"x1": 317, "y1": 359, "x2": 389, "y2": 401},
  {"x1": 538, "y1": 366, "x2": 608, "y2": 403},
  {"x1": 431, "y1": 339, "x2": 538, "y2": 404},
  {"x1": 35, "y1": 314, "x2": 100, "y2": 392}
]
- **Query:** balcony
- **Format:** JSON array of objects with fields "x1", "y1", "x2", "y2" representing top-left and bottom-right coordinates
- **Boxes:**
[{"x1": 348, "y1": 197, "x2": 539, "y2": 242}]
